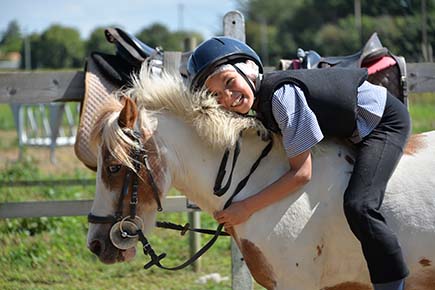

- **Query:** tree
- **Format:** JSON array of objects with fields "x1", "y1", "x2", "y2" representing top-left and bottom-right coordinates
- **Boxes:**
[
  {"x1": 136, "y1": 23, "x2": 203, "y2": 52},
  {"x1": 237, "y1": 0, "x2": 434, "y2": 64},
  {"x1": 85, "y1": 27, "x2": 116, "y2": 56},
  {"x1": 31, "y1": 25, "x2": 85, "y2": 68},
  {"x1": 0, "y1": 20, "x2": 23, "y2": 55}
]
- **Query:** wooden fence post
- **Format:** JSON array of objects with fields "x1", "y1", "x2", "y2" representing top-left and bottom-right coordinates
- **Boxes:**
[
  {"x1": 181, "y1": 37, "x2": 202, "y2": 273},
  {"x1": 223, "y1": 11, "x2": 246, "y2": 43},
  {"x1": 223, "y1": 10, "x2": 254, "y2": 290}
]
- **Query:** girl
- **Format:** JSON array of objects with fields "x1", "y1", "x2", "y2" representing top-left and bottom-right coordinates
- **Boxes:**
[{"x1": 187, "y1": 36, "x2": 410, "y2": 290}]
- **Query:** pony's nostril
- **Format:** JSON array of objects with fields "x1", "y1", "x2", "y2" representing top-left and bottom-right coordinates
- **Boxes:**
[{"x1": 89, "y1": 240, "x2": 103, "y2": 256}]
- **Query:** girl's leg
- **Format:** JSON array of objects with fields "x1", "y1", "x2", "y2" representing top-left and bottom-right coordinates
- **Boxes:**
[{"x1": 343, "y1": 93, "x2": 411, "y2": 283}]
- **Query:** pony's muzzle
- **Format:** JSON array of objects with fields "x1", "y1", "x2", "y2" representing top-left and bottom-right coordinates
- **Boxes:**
[{"x1": 89, "y1": 239, "x2": 104, "y2": 256}]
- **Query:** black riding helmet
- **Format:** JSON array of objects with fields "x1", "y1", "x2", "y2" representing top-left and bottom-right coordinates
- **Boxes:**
[{"x1": 187, "y1": 36, "x2": 263, "y2": 91}]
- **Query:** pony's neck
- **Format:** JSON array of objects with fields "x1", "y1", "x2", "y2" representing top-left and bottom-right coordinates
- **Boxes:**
[
  {"x1": 155, "y1": 112, "x2": 225, "y2": 213},
  {"x1": 154, "y1": 112, "x2": 285, "y2": 214}
]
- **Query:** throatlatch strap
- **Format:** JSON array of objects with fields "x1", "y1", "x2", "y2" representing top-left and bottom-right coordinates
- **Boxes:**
[
  {"x1": 224, "y1": 138, "x2": 273, "y2": 209},
  {"x1": 213, "y1": 139, "x2": 241, "y2": 196},
  {"x1": 140, "y1": 137, "x2": 273, "y2": 271}
]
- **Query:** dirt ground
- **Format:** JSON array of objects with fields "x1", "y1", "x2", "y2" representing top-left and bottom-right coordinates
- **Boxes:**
[{"x1": 0, "y1": 130, "x2": 92, "y2": 175}]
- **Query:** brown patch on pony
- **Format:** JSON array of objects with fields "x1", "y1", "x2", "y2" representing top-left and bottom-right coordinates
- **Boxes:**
[
  {"x1": 99, "y1": 137, "x2": 166, "y2": 215},
  {"x1": 316, "y1": 243, "x2": 324, "y2": 258},
  {"x1": 405, "y1": 268, "x2": 435, "y2": 290},
  {"x1": 239, "y1": 239, "x2": 276, "y2": 290},
  {"x1": 419, "y1": 258, "x2": 432, "y2": 267},
  {"x1": 404, "y1": 134, "x2": 426, "y2": 155},
  {"x1": 100, "y1": 145, "x2": 136, "y2": 212},
  {"x1": 100, "y1": 145, "x2": 125, "y2": 191},
  {"x1": 323, "y1": 282, "x2": 371, "y2": 290},
  {"x1": 313, "y1": 240, "x2": 324, "y2": 261}
]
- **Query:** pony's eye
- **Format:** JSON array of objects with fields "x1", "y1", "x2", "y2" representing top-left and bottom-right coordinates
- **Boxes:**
[{"x1": 108, "y1": 165, "x2": 122, "y2": 174}]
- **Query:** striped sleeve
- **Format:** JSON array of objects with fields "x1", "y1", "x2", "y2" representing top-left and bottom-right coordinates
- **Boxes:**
[
  {"x1": 349, "y1": 81, "x2": 387, "y2": 143},
  {"x1": 271, "y1": 84, "x2": 324, "y2": 158}
]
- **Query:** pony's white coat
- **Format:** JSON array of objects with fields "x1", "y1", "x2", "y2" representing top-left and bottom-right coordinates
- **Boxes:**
[
  {"x1": 157, "y1": 113, "x2": 435, "y2": 289},
  {"x1": 87, "y1": 70, "x2": 435, "y2": 290}
]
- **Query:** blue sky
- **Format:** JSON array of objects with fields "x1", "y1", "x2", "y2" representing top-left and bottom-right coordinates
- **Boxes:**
[{"x1": 1, "y1": 0, "x2": 238, "y2": 39}]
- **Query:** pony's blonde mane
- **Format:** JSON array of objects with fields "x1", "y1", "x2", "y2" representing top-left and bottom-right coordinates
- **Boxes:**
[
  {"x1": 90, "y1": 64, "x2": 269, "y2": 170},
  {"x1": 120, "y1": 64, "x2": 268, "y2": 149}
]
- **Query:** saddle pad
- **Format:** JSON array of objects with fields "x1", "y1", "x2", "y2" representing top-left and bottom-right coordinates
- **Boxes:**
[{"x1": 74, "y1": 57, "x2": 118, "y2": 170}]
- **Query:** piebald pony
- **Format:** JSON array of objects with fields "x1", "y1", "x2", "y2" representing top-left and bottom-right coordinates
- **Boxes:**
[{"x1": 87, "y1": 68, "x2": 435, "y2": 290}]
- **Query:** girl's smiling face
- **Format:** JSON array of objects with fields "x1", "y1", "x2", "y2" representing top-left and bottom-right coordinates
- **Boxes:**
[{"x1": 205, "y1": 69, "x2": 254, "y2": 114}]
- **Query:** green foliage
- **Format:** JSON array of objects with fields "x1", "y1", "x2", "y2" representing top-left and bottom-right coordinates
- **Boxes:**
[
  {"x1": 0, "y1": 210, "x2": 235, "y2": 289},
  {"x1": 31, "y1": 25, "x2": 85, "y2": 69},
  {"x1": 136, "y1": 23, "x2": 203, "y2": 52},
  {"x1": 1, "y1": 19, "x2": 204, "y2": 69},
  {"x1": 409, "y1": 92, "x2": 435, "y2": 133},
  {"x1": 0, "y1": 155, "x2": 41, "y2": 182},
  {"x1": 85, "y1": 27, "x2": 116, "y2": 56},
  {"x1": 0, "y1": 104, "x2": 15, "y2": 130},
  {"x1": 0, "y1": 144, "x2": 235, "y2": 289},
  {"x1": 0, "y1": 20, "x2": 23, "y2": 56},
  {"x1": 240, "y1": 0, "x2": 435, "y2": 65}
]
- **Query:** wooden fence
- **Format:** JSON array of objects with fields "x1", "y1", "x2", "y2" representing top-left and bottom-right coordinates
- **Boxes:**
[
  {"x1": 0, "y1": 10, "x2": 434, "y2": 290},
  {"x1": 0, "y1": 11, "x2": 254, "y2": 290}
]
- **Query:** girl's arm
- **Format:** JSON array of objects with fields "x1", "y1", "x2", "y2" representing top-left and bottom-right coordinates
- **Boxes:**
[{"x1": 213, "y1": 149, "x2": 312, "y2": 227}]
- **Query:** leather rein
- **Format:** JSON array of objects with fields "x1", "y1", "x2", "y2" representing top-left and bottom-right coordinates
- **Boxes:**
[{"x1": 88, "y1": 129, "x2": 273, "y2": 270}]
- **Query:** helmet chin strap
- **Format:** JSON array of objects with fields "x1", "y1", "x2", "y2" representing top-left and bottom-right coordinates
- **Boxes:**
[{"x1": 231, "y1": 64, "x2": 257, "y2": 96}]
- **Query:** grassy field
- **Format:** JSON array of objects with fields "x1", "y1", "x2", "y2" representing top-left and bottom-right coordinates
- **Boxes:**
[
  {"x1": 0, "y1": 153, "x2": 236, "y2": 290},
  {"x1": 0, "y1": 92, "x2": 434, "y2": 290}
]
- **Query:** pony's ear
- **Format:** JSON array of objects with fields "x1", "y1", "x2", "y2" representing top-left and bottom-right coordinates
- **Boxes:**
[{"x1": 118, "y1": 96, "x2": 138, "y2": 129}]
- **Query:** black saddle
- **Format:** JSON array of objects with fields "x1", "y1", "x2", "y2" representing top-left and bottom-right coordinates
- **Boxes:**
[
  {"x1": 88, "y1": 27, "x2": 164, "y2": 87},
  {"x1": 318, "y1": 33, "x2": 389, "y2": 68},
  {"x1": 104, "y1": 27, "x2": 161, "y2": 68},
  {"x1": 292, "y1": 33, "x2": 408, "y2": 104}
]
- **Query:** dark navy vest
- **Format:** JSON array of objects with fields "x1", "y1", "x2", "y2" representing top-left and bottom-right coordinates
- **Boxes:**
[{"x1": 253, "y1": 68, "x2": 368, "y2": 137}]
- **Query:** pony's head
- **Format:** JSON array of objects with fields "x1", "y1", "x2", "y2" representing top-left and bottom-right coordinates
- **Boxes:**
[
  {"x1": 86, "y1": 96, "x2": 170, "y2": 264},
  {"x1": 85, "y1": 66, "x2": 268, "y2": 264}
]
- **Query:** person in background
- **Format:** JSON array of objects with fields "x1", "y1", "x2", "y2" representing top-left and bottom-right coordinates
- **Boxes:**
[{"x1": 187, "y1": 36, "x2": 411, "y2": 290}]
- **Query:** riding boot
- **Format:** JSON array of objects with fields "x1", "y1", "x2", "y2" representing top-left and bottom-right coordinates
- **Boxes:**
[{"x1": 373, "y1": 278, "x2": 405, "y2": 290}]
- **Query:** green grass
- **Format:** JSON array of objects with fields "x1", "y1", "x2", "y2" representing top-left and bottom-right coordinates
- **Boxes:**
[
  {"x1": 0, "y1": 157, "x2": 240, "y2": 290},
  {"x1": 0, "y1": 104, "x2": 15, "y2": 130},
  {"x1": 408, "y1": 92, "x2": 435, "y2": 133},
  {"x1": 0, "y1": 214, "x2": 235, "y2": 290}
]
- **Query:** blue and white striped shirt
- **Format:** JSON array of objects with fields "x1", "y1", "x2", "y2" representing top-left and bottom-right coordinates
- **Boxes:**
[{"x1": 271, "y1": 81, "x2": 387, "y2": 158}]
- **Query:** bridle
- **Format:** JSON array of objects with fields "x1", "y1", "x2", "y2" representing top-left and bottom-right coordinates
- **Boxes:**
[
  {"x1": 88, "y1": 130, "x2": 163, "y2": 226},
  {"x1": 87, "y1": 130, "x2": 170, "y2": 265},
  {"x1": 88, "y1": 128, "x2": 274, "y2": 270}
]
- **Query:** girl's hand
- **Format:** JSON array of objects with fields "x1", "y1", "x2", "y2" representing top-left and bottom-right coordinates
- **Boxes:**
[{"x1": 213, "y1": 201, "x2": 252, "y2": 227}]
